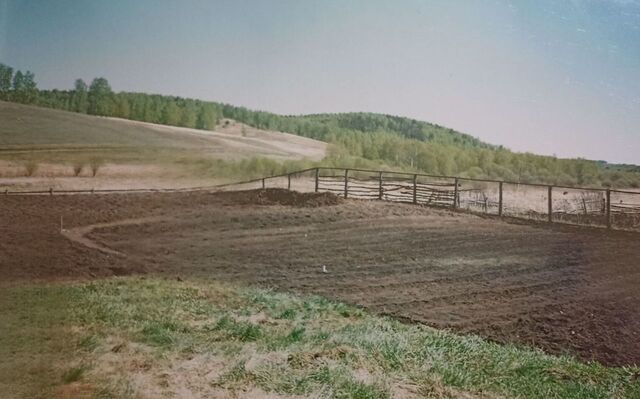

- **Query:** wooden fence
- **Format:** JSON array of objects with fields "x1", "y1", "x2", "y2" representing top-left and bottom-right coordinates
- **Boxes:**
[
  {"x1": 216, "y1": 167, "x2": 640, "y2": 232},
  {"x1": 0, "y1": 185, "x2": 221, "y2": 196},
  {"x1": 3, "y1": 166, "x2": 640, "y2": 232}
]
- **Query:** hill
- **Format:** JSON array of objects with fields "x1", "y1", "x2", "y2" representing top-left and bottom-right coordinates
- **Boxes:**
[
  {"x1": 218, "y1": 106, "x2": 493, "y2": 149},
  {"x1": 1, "y1": 62, "x2": 639, "y2": 188},
  {"x1": 0, "y1": 101, "x2": 326, "y2": 190},
  {"x1": 0, "y1": 101, "x2": 326, "y2": 160}
]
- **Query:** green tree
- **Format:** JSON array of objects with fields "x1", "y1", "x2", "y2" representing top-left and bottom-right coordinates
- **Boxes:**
[
  {"x1": 161, "y1": 102, "x2": 181, "y2": 125},
  {"x1": 114, "y1": 95, "x2": 131, "y2": 119},
  {"x1": 180, "y1": 101, "x2": 197, "y2": 128},
  {"x1": 23, "y1": 71, "x2": 38, "y2": 103},
  {"x1": 11, "y1": 70, "x2": 24, "y2": 91},
  {"x1": 11, "y1": 70, "x2": 37, "y2": 103},
  {"x1": 88, "y1": 77, "x2": 113, "y2": 116},
  {"x1": 72, "y1": 79, "x2": 89, "y2": 113},
  {"x1": 0, "y1": 63, "x2": 13, "y2": 99},
  {"x1": 197, "y1": 103, "x2": 218, "y2": 130},
  {"x1": 143, "y1": 96, "x2": 162, "y2": 123}
]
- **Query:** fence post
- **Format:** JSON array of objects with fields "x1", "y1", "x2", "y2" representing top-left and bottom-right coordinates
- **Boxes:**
[
  {"x1": 453, "y1": 178, "x2": 459, "y2": 209},
  {"x1": 606, "y1": 189, "x2": 611, "y2": 229},
  {"x1": 314, "y1": 168, "x2": 319, "y2": 192},
  {"x1": 378, "y1": 171, "x2": 383, "y2": 200},
  {"x1": 262, "y1": 178, "x2": 265, "y2": 190},
  {"x1": 548, "y1": 186, "x2": 553, "y2": 223},
  {"x1": 344, "y1": 169, "x2": 349, "y2": 199},
  {"x1": 287, "y1": 173, "x2": 291, "y2": 190},
  {"x1": 498, "y1": 182, "x2": 503, "y2": 217},
  {"x1": 49, "y1": 187, "x2": 53, "y2": 196},
  {"x1": 413, "y1": 174, "x2": 417, "y2": 204}
]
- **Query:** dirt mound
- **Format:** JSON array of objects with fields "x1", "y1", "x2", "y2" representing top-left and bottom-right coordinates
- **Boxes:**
[{"x1": 218, "y1": 188, "x2": 343, "y2": 207}]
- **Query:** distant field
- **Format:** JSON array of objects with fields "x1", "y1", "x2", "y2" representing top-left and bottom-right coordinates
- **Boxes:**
[{"x1": 0, "y1": 101, "x2": 326, "y2": 189}]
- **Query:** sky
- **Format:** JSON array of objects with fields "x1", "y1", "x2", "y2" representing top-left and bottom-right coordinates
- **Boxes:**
[{"x1": 1, "y1": 0, "x2": 639, "y2": 164}]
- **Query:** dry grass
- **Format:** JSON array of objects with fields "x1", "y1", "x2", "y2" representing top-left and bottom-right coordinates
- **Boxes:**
[
  {"x1": 1, "y1": 277, "x2": 638, "y2": 399},
  {"x1": 0, "y1": 101, "x2": 326, "y2": 165},
  {"x1": 0, "y1": 101, "x2": 327, "y2": 190},
  {"x1": 72, "y1": 162, "x2": 84, "y2": 177},
  {"x1": 23, "y1": 160, "x2": 38, "y2": 177},
  {"x1": 89, "y1": 158, "x2": 103, "y2": 177}
]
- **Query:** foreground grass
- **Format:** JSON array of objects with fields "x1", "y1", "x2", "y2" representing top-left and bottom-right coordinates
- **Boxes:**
[{"x1": 0, "y1": 278, "x2": 638, "y2": 398}]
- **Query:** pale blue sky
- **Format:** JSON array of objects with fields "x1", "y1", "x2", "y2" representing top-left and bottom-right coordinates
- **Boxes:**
[{"x1": 1, "y1": 0, "x2": 639, "y2": 164}]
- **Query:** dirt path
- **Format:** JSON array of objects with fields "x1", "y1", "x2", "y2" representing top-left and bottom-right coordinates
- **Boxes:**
[{"x1": 61, "y1": 217, "x2": 164, "y2": 256}]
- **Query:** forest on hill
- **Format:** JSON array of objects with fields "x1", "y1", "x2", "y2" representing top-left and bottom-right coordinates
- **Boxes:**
[{"x1": 1, "y1": 63, "x2": 638, "y2": 188}]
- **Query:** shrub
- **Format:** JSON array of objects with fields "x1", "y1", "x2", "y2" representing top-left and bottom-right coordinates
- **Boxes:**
[
  {"x1": 72, "y1": 162, "x2": 84, "y2": 177},
  {"x1": 23, "y1": 160, "x2": 38, "y2": 177},
  {"x1": 61, "y1": 366, "x2": 86, "y2": 384},
  {"x1": 89, "y1": 158, "x2": 103, "y2": 177}
]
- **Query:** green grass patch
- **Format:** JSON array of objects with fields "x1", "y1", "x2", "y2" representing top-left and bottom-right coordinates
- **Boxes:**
[
  {"x1": 61, "y1": 366, "x2": 86, "y2": 384},
  {"x1": 216, "y1": 317, "x2": 263, "y2": 342},
  {"x1": 1, "y1": 277, "x2": 639, "y2": 398}
]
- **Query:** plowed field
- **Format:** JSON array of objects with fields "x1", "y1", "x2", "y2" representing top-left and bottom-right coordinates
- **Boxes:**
[{"x1": 2, "y1": 189, "x2": 639, "y2": 366}]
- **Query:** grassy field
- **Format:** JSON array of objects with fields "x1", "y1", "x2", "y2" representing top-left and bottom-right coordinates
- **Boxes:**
[
  {"x1": 0, "y1": 101, "x2": 326, "y2": 188},
  {"x1": 1, "y1": 277, "x2": 637, "y2": 399},
  {"x1": 0, "y1": 101, "x2": 326, "y2": 161}
]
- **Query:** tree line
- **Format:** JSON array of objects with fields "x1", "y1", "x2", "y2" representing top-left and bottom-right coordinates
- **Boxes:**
[{"x1": 0, "y1": 63, "x2": 638, "y2": 188}]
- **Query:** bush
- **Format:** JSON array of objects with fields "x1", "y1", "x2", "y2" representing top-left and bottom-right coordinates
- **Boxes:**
[
  {"x1": 89, "y1": 158, "x2": 103, "y2": 177},
  {"x1": 72, "y1": 162, "x2": 84, "y2": 177},
  {"x1": 23, "y1": 161, "x2": 38, "y2": 177},
  {"x1": 61, "y1": 366, "x2": 86, "y2": 384}
]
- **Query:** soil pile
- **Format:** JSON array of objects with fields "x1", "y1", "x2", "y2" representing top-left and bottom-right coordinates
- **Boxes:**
[{"x1": 219, "y1": 188, "x2": 343, "y2": 207}]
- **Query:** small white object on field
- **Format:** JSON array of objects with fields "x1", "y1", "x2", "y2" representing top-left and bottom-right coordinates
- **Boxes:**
[{"x1": 322, "y1": 265, "x2": 328, "y2": 273}]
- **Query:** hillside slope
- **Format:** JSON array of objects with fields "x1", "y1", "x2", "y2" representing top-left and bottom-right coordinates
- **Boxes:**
[
  {"x1": 0, "y1": 101, "x2": 327, "y2": 190},
  {"x1": 242, "y1": 110, "x2": 493, "y2": 149},
  {"x1": 0, "y1": 101, "x2": 326, "y2": 161},
  {"x1": 4, "y1": 79, "x2": 640, "y2": 189}
]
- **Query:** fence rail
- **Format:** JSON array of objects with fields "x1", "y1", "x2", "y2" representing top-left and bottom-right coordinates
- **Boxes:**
[
  {"x1": 220, "y1": 167, "x2": 640, "y2": 232},
  {"x1": 0, "y1": 185, "x2": 223, "y2": 196},
  {"x1": 3, "y1": 166, "x2": 640, "y2": 232}
]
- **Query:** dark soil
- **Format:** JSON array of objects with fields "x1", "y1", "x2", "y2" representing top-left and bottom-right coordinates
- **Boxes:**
[
  {"x1": 221, "y1": 188, "x2": 344, "y2": 207},
  {"x1": 2, "y1": 188, "x2": 639, "y2": 367}
]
